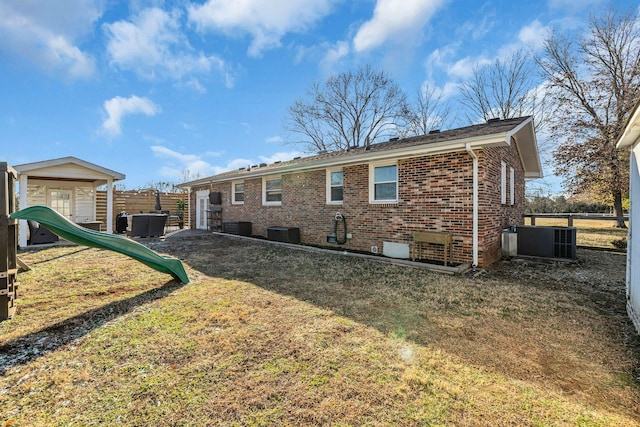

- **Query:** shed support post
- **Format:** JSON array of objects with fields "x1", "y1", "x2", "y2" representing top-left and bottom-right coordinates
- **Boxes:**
[{"x1": 106, "y1": 178, "x2": 114, "y2": 234}]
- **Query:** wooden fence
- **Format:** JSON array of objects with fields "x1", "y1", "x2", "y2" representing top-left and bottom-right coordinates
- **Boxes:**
[
  {"x1": 96, "y1": 190, "x2": 187, "y2": 230},
  {"x1": 524, "y1": 213, "x2": 629, "y2": 227}
]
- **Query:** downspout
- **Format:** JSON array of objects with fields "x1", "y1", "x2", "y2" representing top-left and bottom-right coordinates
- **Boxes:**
[{"x1": 465, "y1": 143, "x2": 478, "y2": 269}]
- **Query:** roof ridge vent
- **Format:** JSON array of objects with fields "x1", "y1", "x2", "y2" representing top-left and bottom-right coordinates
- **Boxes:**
[
  {"x1": 428, "y1": 129, "x2": 440, "y2": 134},
  {"x1": 487, "y1": 117, "x2": 501, "y2": 123},
  {"x1": 259, "y1": 163, "x2": 267, "y2": 167}
]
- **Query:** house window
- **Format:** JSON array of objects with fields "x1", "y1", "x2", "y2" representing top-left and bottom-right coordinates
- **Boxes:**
[
  {"x1": 501, "y1": 161, "x2": 507, "y2": 205},
  {"x1": 509, "y1": 167, "x2": 515, "y2": 205},
  {"x1": 263, "y1": 176, "x2": 282, "y2": 205},
  {"x1": 369, "y1": 163, "x2": 398, "y2": 203},
  {"x1": 326, "y1": 169, "x2": 343, "y2": 204},
  {"x1": 232, "y1": 181, "x2": 244, "y2": 205}
]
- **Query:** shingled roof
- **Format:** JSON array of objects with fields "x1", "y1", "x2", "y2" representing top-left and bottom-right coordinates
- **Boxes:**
[{"x1": 180, "y1": 116, "x2": 541, "y2": 187}]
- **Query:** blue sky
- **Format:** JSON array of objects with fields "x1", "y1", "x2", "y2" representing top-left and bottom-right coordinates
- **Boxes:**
[{"x1": 1, "y1": 0, "x2": 637, "y2": 192}]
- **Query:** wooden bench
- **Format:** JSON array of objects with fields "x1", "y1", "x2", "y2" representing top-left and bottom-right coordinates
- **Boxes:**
[{"x1": 410, "y1": 231, "x2": 453, "y2": 266}]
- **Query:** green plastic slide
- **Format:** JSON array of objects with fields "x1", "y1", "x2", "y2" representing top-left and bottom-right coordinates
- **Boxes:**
[{"x1": 11, "y1": 205, "x2": 189, "y2": 283}]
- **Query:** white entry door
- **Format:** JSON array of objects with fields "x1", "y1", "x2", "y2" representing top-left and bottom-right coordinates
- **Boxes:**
[
  {"x1": 49, "y1": 188, "x2": 74, "y2": 221},
  {"x1": 195, "y1": 190, "x2": 209, "y2": 230}
]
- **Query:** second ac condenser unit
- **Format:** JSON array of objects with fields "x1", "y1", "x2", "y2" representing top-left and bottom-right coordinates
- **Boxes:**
[{"x1": 516, "y1": 225, "x2": 576, "y2": 259}]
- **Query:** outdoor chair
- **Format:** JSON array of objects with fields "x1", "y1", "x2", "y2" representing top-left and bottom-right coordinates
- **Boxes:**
[
  {"x1": 147, "y1": 214, "x2": 167, "y2": 237},
  {"x1": 129, "y1": 215, "x2": 149, "y2": 237},
  {"x1": 27, "y1": 220, "x2": 59, "y2": 245}
]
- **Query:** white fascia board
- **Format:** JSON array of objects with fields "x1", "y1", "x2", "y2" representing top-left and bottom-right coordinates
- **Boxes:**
[
  {"x1": 199, "y1": 133, "x2": 510, "y2": 185},
  {"x1": 618, "y1": 102, "x2": 640, "y2": 148},
  {"x1": 15, "y1": 156, "x2": 125, "y2": 181}
]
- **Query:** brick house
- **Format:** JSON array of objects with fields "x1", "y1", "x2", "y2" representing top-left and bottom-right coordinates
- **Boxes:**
[{"x1": 180, "y1": 116, "x2": 541, "y2": 268}]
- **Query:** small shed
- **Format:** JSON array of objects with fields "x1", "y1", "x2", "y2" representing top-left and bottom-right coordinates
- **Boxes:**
[
  {"x1": 14, "y1": 156, "x2": 125, "y2": 247},
  {"x1": 617, "y1": 99, "x2": 640, "y2": 333}
]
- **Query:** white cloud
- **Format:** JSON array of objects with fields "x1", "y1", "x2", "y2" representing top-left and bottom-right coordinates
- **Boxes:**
[
  {"x1": 152, "y1": 145, "x2": 220, "y2": 181},
  {"x1": 188, "y1": 0, "x2": 336, "y2": 57},
  {"x1": 436, "y1": 81, "x2": 460, "y2": 100},
  {"x1": 266, "y1": 136, "x2": 284, "y2": 144},
  {"x1": 258, "y1": 151, "x2": 302, "y2": 164},
  {"x1": 104, "y1": 7, "x2": 234, "y2": 88},
  {"x1": 319, "y1": 41, "x2": 350, "y2": 75},
  {"x1": 353, "y1": 0, "x2": 447, "y2": 53},
  {"x1": 102, "y1": 95, "x2": 160, "y2": 137},
  {"x1": 447, "y1": 56, "x2": 490, "y2": 80},
  {"x1": 0, "y1": 0, "x2": 101, "y2": 79},
  {"x1": 227, "y1": 158, "x2": 254, "y2": 170},
  {"x1": 517, "y1": 20, "x2": 550, "y2": 52},
  {"x1": 457, "y1": 15, "x2": 495, "y2": 41},
  {"x1": 151, "y1": 146, "x2": 303, "y2": 182}
]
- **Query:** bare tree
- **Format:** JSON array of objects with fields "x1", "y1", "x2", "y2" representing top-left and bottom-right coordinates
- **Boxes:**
[
  {"x1": 538, "y1": 6, "x2": 640, "y2": 227},
  {"x1": 284, "y1": 65, "x2": 408, "y2": 152},
  {"x1": 399, "y1": 83, "x2": 450, "y2": 137},
  {"x1": 459, "y1": 49, "x2": 548, "y2": 131}
]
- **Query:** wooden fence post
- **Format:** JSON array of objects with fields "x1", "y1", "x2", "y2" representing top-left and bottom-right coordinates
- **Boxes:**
[{"x1": 0, "y1": 163, "x2": 19, "y2": 320}]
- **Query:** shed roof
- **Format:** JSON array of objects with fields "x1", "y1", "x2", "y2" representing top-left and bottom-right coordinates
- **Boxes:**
[
  {"x1": 180, "y1": 116, "x2": 542, "y2": 187},
  {"x1": 14, "y1": 156, "x2": 125, "y2": 186}
]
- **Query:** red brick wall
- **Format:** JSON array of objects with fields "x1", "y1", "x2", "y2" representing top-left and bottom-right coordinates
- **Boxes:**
[
  {"x1": 477, "y1": 139, "x2": 525, "y2": 266},
  {"x1": 191, "y1": 143, "x2": 525, "y2": 268}
]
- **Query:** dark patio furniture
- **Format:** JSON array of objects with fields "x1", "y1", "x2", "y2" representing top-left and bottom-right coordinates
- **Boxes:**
[
  {"x1": 130, "y1": 215, "x2": 149, "y2": 237},
  {"x1": 148, "y1": 214, "x2": 167, "y2": 237},
  {"x1": 27, "y1": 220, "x2": 59, "y2": 245},
  {"x1": 129, "y1": 214, "x2": 167, "y2": 237}
]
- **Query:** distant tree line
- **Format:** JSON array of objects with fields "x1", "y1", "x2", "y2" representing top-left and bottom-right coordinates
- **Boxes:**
[{"x1": 525, "y1": 194, "x2": 613, "y2": 214}]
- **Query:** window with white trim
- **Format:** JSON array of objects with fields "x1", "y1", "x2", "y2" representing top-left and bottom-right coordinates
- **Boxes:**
[
  {"x1": 501, "y1": 161, "x2": 507, "y2": 205},
  {"x1": 369, "y1": 162, "x2": 398, "y2": 203},
  {"x1": 326, "y1": 169, "x2": 343, "y2": 204},
  {"x1": 509, "y1": 167, "x2": 515, "y2": 205},
  {"x1": 263, "y1": 176, "x2": 282, "y2": 205},
  {"x1": 232, "y1": 181, "x2": 244, "y2": 204}
]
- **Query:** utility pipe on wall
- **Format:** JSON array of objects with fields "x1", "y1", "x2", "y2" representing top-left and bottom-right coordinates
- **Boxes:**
[{"x1": 465, "y1": 143, "x2": 478, "y2": 268}]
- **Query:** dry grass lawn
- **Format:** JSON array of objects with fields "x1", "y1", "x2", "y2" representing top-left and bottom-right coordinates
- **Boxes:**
[{"x1": 1, "y1": 233, "x2": 639, "y2": 426}]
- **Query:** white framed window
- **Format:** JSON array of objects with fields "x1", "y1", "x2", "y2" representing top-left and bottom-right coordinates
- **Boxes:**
[
  {"x1": 262, "y1": 176, "x2": 282, "y2": 206},
  {"x1": 509, "y1": 167, "x2": 515, "y2": 205},
  {"x1": 369, "y1": 162, "x2": 398, "y2": 203},
  {"x1": 326, "y1": 168, "x2": 343, "y2": 204},
  {"x1": 501, "y1": 161, "x2": 507, "y2": 205},
  {"x1": 232, "y1": 181, "x2": 245, "y2": 205}
]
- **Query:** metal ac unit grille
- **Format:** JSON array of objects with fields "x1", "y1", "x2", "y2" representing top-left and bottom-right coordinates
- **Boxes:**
[
  {"x1": 516, "y1": 226, "x2": 577, "y2": 259},
  {"x1": 553, "y1": 228, "x2": 575, "y2": 259}
]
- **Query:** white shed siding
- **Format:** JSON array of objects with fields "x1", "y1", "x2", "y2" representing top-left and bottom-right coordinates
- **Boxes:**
[
  {"x1": 26, "y1": 180, "x2": 96, "y2": 223},
  {"x1": 628, "y1": 143, "x2": 640, "y2": 333},
  {"x1": 75, "y1": 186, "x2": 96, "y2": 223},
  {"x1": 26, "y1": 182, "x2": 47, "y2": 206}
]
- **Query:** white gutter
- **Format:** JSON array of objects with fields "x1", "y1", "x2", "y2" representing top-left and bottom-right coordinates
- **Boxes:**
[{"x1": 465, "y1": 143, "x2": 479, "y2": 268}]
